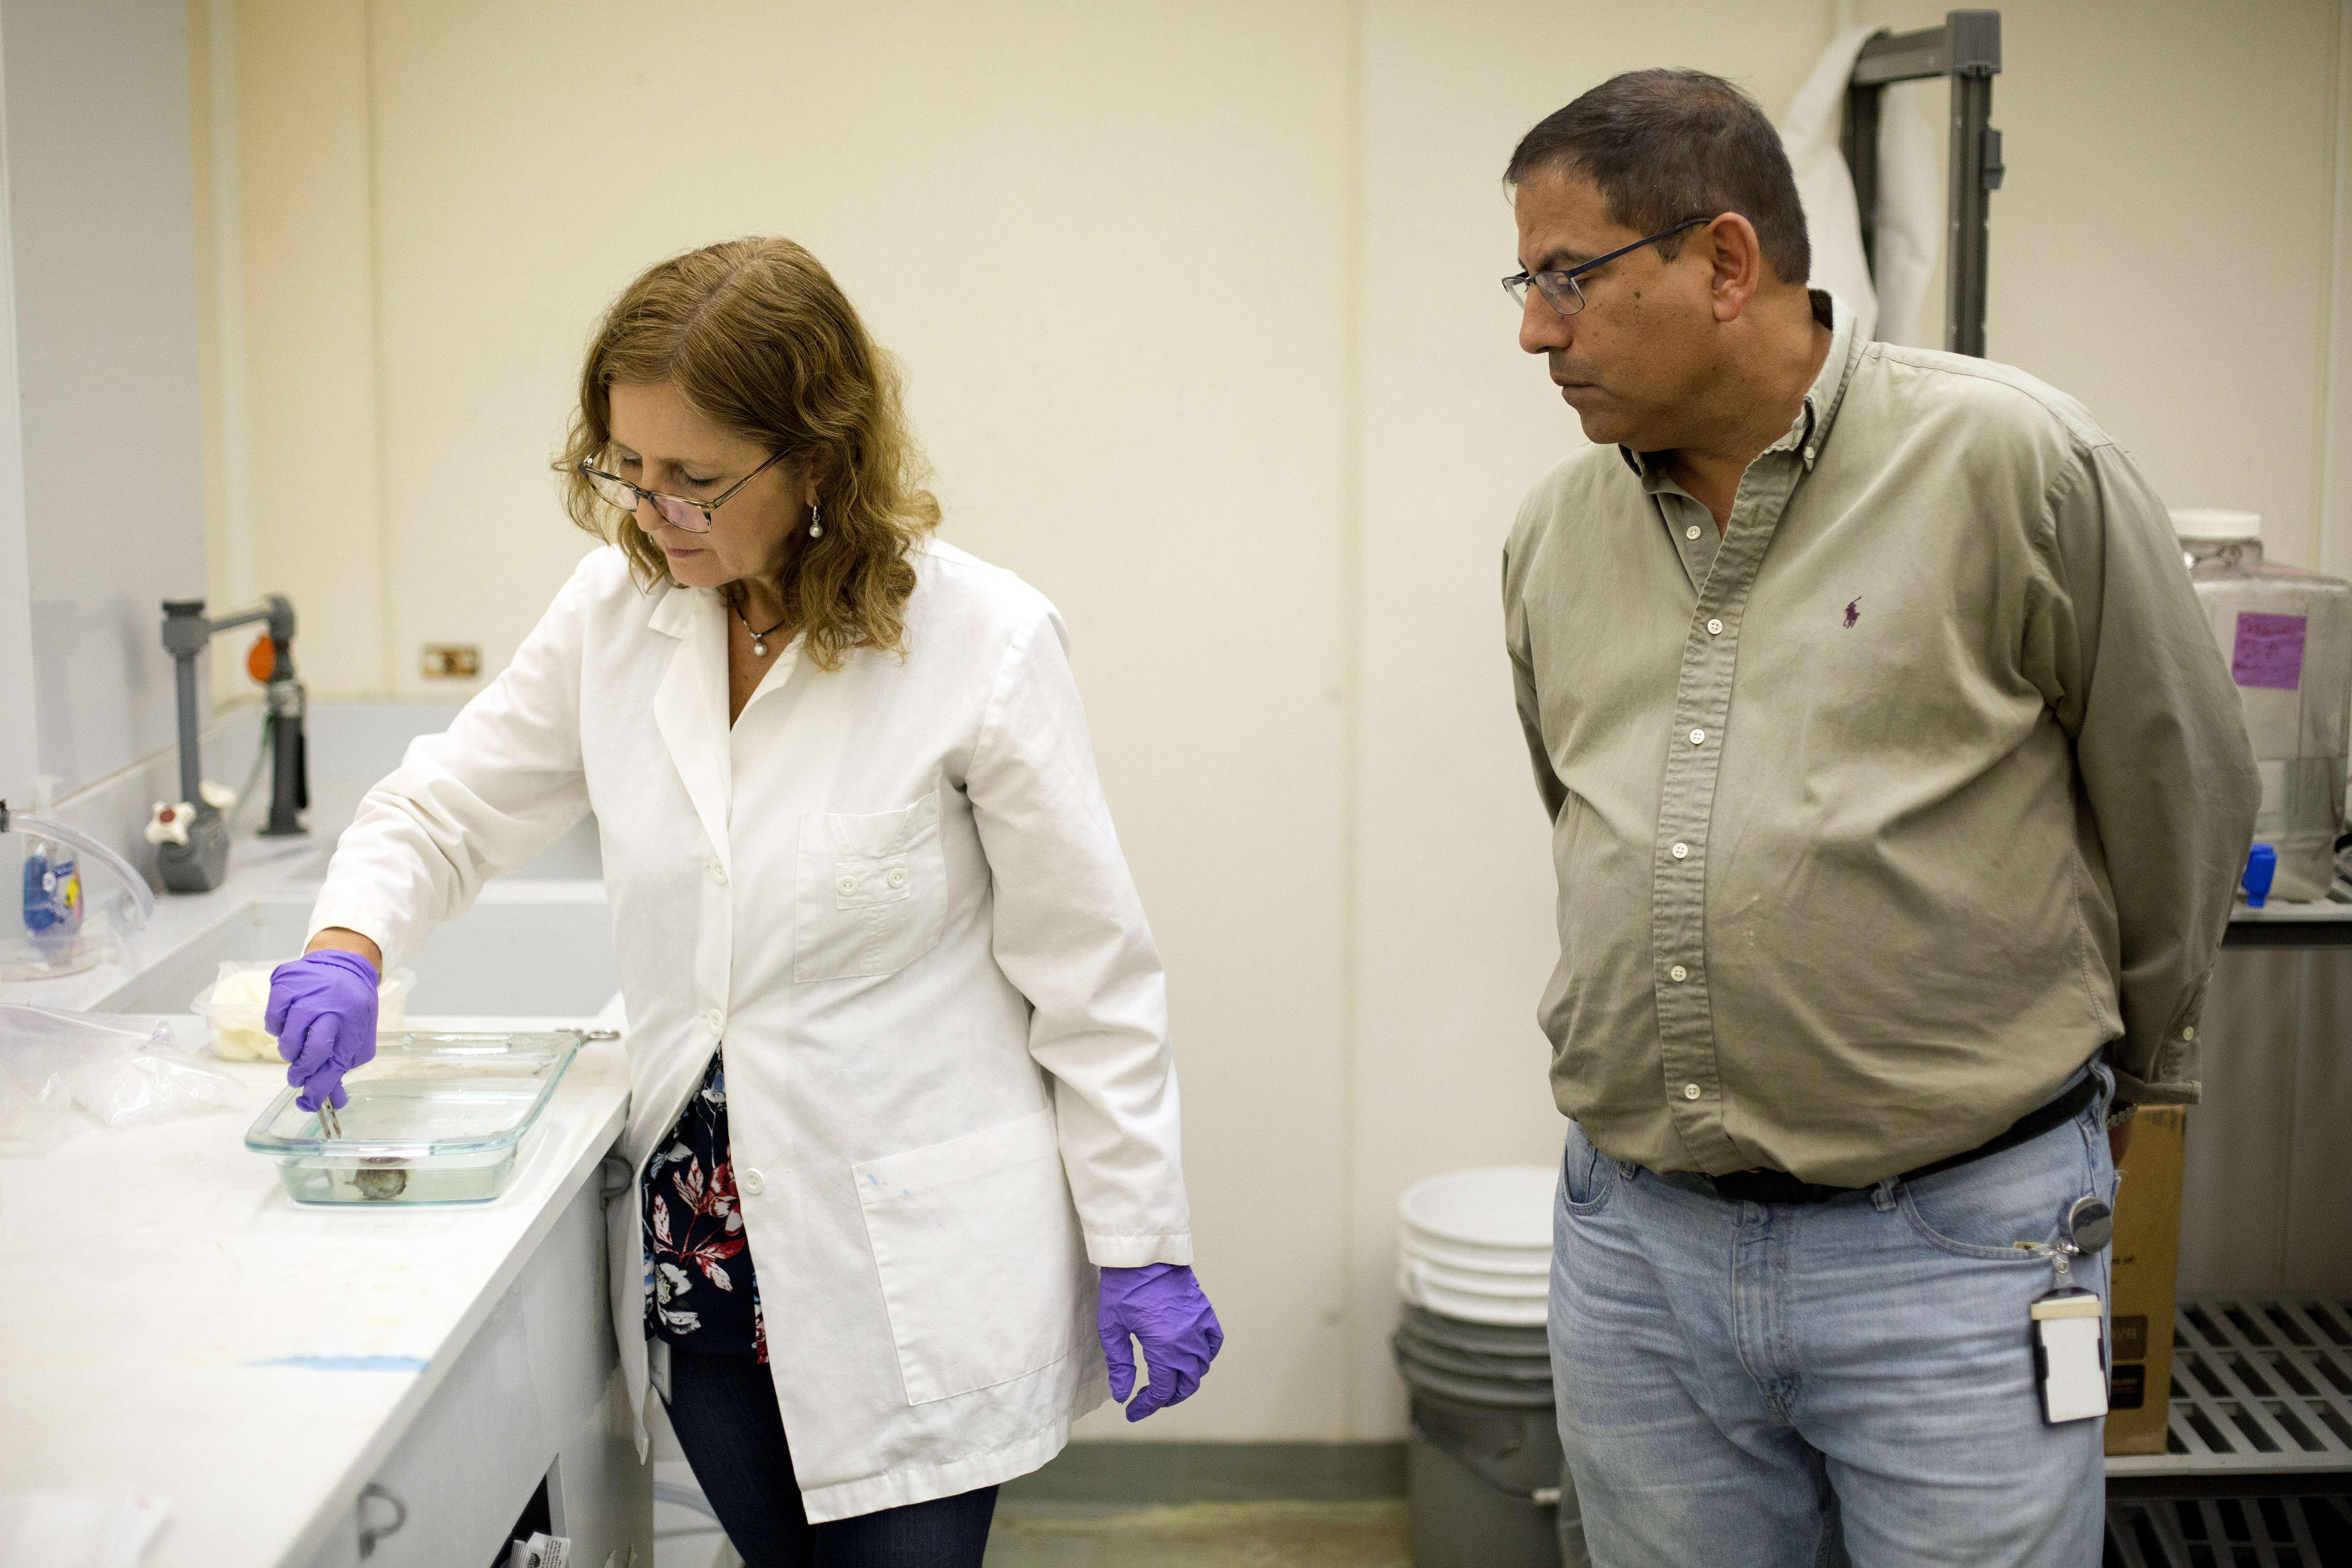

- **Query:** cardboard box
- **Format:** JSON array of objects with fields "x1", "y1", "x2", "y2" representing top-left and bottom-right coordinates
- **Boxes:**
[{"x1": 2104, "y1": 1105, "x2": 2187, "y2": 1456}]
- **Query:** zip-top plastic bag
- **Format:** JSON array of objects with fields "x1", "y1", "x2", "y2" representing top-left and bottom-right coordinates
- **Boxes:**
[{"x1": 0, "y1": 1006, "x2": 237, "y2": 1153}]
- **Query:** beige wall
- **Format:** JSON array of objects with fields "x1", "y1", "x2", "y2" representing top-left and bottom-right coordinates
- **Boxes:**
[
  {"x1": 193, "y1": 0, "x2": 2352, "y2": 1442},
  {"x1": 197, "y1": 0, "x2": 387, "y2": 700}
]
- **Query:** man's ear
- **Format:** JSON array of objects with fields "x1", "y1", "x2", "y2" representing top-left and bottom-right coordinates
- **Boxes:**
[{"x1": 1701, "y1": 212, "x2": 1766, "y2": 324}]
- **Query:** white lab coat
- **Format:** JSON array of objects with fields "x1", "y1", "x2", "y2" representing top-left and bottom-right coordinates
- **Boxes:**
[{"x1": 309, "y1": 540, "x2": 1193, "y2": 1521}]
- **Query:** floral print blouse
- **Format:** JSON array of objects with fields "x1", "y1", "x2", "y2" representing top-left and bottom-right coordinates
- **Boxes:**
[{"x1": 642, "y1": 1054, "x2": 766, "y2": 1361}]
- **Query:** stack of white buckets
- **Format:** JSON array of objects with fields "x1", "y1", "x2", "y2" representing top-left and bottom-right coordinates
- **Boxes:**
[
  {"x1": 1394, "y1": 1168, "x2": 1585, "y2": 1568},
  {"x1": 1396, "y1": 1168, "x2": 1552, "y2": 1325}
]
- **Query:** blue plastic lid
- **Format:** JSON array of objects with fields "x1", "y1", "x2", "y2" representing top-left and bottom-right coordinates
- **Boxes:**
[{"x1": 2244, "y1": 843, "x2": 2279, "y2": 908}]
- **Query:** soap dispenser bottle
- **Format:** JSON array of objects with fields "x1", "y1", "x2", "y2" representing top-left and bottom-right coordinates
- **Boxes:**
[{"x1": 18, "y1": 777, "x2": 82, "y2": 962}]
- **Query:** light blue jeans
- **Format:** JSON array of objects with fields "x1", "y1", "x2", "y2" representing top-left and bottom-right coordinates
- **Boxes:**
[{"x1": 1550, "y1": 1071, "x2": 2115, "y2": 1567}]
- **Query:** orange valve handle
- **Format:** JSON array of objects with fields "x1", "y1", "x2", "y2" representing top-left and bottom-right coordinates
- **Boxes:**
[{"x1": 246, "y1": 633, "x2": 277, "y2": 683}]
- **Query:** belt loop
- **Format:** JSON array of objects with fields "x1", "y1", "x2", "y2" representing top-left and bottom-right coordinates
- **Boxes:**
[
  {"x1": 1872, "y1": 1177, "x2": 1898, "y2": 1212},
  {"x1": 2089, "y1": 1058, "x2": 2116, "y2": 1116}
]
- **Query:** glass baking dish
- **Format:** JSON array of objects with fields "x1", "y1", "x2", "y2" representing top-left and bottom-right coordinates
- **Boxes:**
[{"x1": 244, "y1": 1031, "x2": 586, "y2": 1205}]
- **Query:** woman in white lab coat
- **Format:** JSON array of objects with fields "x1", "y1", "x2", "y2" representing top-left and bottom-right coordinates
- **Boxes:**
[{"x1": 270, "y1": 238, "x2": 1221, "y2": 1566}]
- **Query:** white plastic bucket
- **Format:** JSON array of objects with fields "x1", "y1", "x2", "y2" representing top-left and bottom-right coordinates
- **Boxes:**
[
  {"x1": 1397, "y1": 1266, "x2": 1548, "y2": 1327},
  {"x1": 1403, "y1": 1255, "x2": 1549, "y2": 1301},
  {"x1": 1404, "y1": 1232, "x2": 1551, "y2": 1278},
  {"x1": 1396, "y1": 1166, "x2": 1555, "y2": 1325},
  {"x1": 1399, "y1": 1167, "x2": 1556, "y2": 1251}
]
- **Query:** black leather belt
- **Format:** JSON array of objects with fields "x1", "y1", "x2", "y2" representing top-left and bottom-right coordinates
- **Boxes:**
[{"x1": 1702, "y1": 1075, "x2": 2102, "y2": 1205}]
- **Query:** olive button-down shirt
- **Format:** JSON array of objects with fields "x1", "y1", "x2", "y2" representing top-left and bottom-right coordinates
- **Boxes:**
[{"x1": 1502, "y1": 292, "x2": 2260, "y2": 1187}]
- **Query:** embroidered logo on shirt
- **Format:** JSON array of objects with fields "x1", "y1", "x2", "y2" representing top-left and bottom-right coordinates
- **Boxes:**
[{"x1": 1844, "y1": 597, "x2": 1862, "y2": 629}]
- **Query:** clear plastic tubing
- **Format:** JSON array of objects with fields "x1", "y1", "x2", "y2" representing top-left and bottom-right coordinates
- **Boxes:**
[{"x1": 2175, "y1": 509, "x2": 2352, "y2": 902}]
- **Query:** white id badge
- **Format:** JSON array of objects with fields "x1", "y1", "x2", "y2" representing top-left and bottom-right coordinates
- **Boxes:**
[{"x1": 2032, "y1": 1289, "x2": 2108, "y2": 1424}]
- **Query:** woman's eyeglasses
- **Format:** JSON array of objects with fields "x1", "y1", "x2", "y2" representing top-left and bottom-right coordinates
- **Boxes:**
[{"x1": 578, "y1": 448, "x2": 789, "y2": 533}]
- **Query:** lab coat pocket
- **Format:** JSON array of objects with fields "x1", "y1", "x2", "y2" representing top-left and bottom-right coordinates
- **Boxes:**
[
  {"x1": 794, "y1": 791, "x2": 948, "y2": 982},
  {"x1": 855, "y1": 1108, "x2": 1088, "y2": 1405}
]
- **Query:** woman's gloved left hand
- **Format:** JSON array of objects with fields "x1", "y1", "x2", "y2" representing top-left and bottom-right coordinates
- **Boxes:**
[{"x1": 1096, "y1": 1263, "x2": 1223, "y2": 1421}]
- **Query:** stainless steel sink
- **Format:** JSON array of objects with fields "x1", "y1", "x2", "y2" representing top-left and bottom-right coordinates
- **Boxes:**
[{"x1": 99, "y1": 887, "x2": 618, "y2": 1018}]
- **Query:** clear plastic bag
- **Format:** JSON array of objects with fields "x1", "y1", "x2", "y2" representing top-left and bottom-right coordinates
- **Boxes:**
[
  {"x1": 0, "y1": 1044, "x2": 71, "y2": 1156},
  {"x1": 0, "y1": 1005, "x2": 238, "y2": 1153}
]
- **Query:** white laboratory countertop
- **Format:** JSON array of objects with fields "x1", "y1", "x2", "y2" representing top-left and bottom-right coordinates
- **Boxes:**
[
  {"x1": 0, "y1": 825, "x2": 633, "y2": 1568},
  {"x1": 2227, "y1": 889, "x2": 2352, "y2": 922}
]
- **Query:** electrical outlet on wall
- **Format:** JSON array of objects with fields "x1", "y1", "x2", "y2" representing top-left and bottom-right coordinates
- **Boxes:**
[{"x1": 421, "y1": 644, "x2": 481, "y2": 679}]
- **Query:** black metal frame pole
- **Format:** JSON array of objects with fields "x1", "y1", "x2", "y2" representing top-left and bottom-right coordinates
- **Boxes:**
[
  {"x1": 260, "y1": 593, "x2": 307, "y2": 836},
  {"x1": 1841, "y1": 9, "x2": 2002, "y2": 358},
  {"x1": 1842, "y1": 82, "x2": 1884, "y2": 280},
  {"x1": 1944, "y1": 12, "x2": 2002, "y2": 357}
]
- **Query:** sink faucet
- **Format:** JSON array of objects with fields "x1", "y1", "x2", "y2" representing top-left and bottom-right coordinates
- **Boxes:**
[{"x1": 156, "y1": 595, "x2": 310, "y2": 892}]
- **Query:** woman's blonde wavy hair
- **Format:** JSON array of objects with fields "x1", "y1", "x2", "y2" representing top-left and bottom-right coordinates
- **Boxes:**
[{"x1": 557, "y1": 238, "x2": 939, "y2": 670}]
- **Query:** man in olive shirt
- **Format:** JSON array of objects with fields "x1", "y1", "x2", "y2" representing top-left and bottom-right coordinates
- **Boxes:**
[{"x1": 1500, "y1": 72, "x2": 2258, "y2": 1564}]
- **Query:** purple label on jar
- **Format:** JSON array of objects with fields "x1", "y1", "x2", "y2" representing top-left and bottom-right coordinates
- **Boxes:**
[{"x1": 2233, "y1": 611, "x2": 2307, "y2": 690}]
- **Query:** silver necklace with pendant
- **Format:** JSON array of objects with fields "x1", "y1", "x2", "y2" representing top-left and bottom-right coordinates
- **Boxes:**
[
  {"x1": 732, "y1": 508, "x2": 821, "y2": 658},
  {"x1": 733, "y1": 602, "x2": 789, "y2": 657}
]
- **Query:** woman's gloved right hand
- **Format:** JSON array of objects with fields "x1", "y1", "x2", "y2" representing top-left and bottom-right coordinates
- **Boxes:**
[{"x1": 266, "y1": 949, "x2": 381, "y2": 1111}]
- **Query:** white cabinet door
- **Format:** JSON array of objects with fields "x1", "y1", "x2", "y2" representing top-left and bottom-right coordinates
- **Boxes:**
[{"x1": 356, "y1": 1175, "x2": 636, "y2": 1567}]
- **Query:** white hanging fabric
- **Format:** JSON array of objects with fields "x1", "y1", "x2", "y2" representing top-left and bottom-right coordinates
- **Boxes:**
[
  {"x1": 1872, "y1": 80, "x2": 1942, "y2": 348},
  {"x1": 1780, "y1": 25, "x2": 1944, "y2": 347}
]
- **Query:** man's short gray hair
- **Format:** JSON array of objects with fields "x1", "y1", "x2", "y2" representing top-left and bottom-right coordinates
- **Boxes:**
[{"x1": 1507, "y1": 70, "x2": 1811, "y2": 286}]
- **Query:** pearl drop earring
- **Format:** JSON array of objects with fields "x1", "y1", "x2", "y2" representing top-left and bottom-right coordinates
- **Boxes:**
[{"x1": 808, "y1": 503, "x2": 824, "y2": 539}]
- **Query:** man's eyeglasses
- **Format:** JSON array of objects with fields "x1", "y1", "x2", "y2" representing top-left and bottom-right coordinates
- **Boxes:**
[
  {"x1": 1503, "y1": 217, "x2": 1712, "y2": 317},
  {"x1": 578, "y1": 448, "x2": 789, "y2": 534}
]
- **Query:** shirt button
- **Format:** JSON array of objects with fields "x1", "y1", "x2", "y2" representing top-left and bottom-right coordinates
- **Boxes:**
[
  {"x1": 707, "y1": 860, "x2": 728, "y2": 884},
  {"x1": 2181, "y1": 1026, "x2": 2195, "y2": 1041},
  {"x1": 1684, "y1": 524, "x2": 1702, "y2": 541},
  {"x1": 836, "y1": 875, "x2": 858, "y2": 896},
  {"x1": 742, "y1": 1169, "x2": 766, "y2": 1196},
  {"x1": 1671, "y1": 842, "x2": 1690, "y2": 860},
  {"x1": 1803, "y1": 446, "x2": 1816, "y2": 463},
  {"x1": 1689, "y1": 728, "x2": 1706, "y2": 746},
  {"x1": 1669, "y1": 964, "x2": 1688, "y2": 982},
  {"x1": 887, "y1": 868, "x2": 909, "y2": 889},
  {"x1": 702, "y1": 1009, "x2": 724, "y2": 1035},
  {"x1": 1706, "y1": 618, "x2": 1724, "y2": 636},
  {"x1": 1683, "y1": 1083, "x2": 1702, "y2": 1101}
]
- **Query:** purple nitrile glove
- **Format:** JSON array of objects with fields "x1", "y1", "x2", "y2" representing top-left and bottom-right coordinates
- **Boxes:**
[
  {"x1": 266, "y1": 949, "x2": 380, "y2": 1113},
  {"x1": 1096, "y1": 1263, "x2": 1223, "y2": 1422}
]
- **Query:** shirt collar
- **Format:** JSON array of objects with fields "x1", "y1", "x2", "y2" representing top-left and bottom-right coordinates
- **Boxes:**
[{"x1": 1617, "y1": 288, "x2": 1861, "y2": 483}]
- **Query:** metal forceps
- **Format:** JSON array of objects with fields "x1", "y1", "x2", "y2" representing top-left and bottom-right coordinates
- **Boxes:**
[{"x1": 318, "y1": 1099, "x2": 343, "y2": 1139}]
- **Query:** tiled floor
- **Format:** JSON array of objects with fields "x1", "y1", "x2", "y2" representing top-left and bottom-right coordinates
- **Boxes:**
[{"x1": 650, "y1": 1464, "x2": 1414, "y2": 1568}]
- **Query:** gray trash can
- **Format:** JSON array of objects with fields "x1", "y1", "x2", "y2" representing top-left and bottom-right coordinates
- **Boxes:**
[{"x1": 1393, "y1": 1306, "x2": 1588, "y2": 1568}]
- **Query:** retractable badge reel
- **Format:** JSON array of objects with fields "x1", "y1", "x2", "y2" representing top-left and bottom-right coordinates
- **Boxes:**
[{"x1": 2031, "y1": 1194, "x2": 2114, "y2": 1425}]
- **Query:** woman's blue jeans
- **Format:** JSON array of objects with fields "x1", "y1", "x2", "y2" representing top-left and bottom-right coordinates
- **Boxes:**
[
  {"x1": 1550, "y1": 1073, "x2": 2117, "y2": 1566},
  {"x1": 664, "y1": 1346, "x2": 997, "y2": 1568}
]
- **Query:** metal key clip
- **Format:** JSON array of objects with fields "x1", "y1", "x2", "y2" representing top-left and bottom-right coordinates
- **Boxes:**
[{"x1": 2064, "y1": 1194, "x2": 2113, "y2": 1254}]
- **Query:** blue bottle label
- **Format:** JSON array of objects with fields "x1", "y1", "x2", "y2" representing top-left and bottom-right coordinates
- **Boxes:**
[{"x1": 22, "y1": 850, "x2": 80, "y2": 935}]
